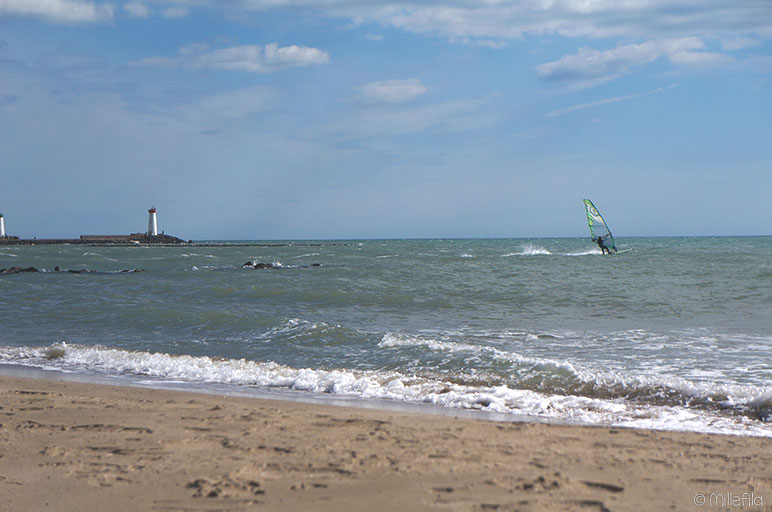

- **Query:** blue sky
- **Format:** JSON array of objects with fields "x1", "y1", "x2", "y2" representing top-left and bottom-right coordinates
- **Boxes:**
[{"x1": 1, "y1": 0, "x2": 770, "y2": 239}]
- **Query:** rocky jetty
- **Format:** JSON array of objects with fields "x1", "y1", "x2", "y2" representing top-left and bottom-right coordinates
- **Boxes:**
[
  {"x1": 242, "y1": 261, "x2": 322, "y2": 269},
  {"x1": 0, "y1": 267, "x2": 39, "y2": 274},
  {"x1": 242, "y1": 261, "x2": 277, "y2": 269},
  {"x1": 129, "y1": 233, "x2": 190, "y2": 244},
  {"x1": 0, "y1": 233, "x2": 190, "y2": 246},
  {"x1": 1, "y1": 266, "x2": 145, "y2": 274}
]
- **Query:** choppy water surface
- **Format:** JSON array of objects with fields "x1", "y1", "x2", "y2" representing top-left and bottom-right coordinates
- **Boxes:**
[{"x1": 2, "y1": 237, "x2": 771, "y2": 435}]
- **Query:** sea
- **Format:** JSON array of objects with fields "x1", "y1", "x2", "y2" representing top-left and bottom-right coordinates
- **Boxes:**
[{"x1": 1, "y1": 237, "x2": 771, "y2": 436}]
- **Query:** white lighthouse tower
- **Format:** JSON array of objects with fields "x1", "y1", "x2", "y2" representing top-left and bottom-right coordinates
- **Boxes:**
[
  {"x1": 0, "y1": 213, "x2": 5, "y2": 238},
  {"x1": 147, "y1": 207, "x2": 158, "y2": 236}
]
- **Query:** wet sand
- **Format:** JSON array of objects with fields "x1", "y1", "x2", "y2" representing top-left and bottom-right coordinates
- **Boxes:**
[{"x1": 1, "y1": 375, "x2": 770, "y2": 511}]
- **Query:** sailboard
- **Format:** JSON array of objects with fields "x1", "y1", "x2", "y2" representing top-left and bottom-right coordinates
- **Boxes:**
[{"x1": 583, "y1": 199, "x2": 619, "y2": 254}]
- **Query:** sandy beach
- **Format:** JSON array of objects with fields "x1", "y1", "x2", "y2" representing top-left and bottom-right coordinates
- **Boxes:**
[{"x1": 1, "y1": 374, "x2": 770, "y2": 511}]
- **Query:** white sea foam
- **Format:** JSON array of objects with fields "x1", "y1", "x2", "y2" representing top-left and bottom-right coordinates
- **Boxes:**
[
  {"x1": 564, "y1": 249, "x2": 601, "y2": 256},
  {"x1": 503, "y1": 247, "x2": 602, "y2": 257},
  {"x1": 379, "y1": 332, "x2": 576, "y2": 371},
  {"x1": 80, "y1": 251, "x2": 119, "y2": 262},
  {"x1": 0, "y1": 343, "x2": 769, "y2": 436},
  {"x1": 257, "y1": 318, "x2": 337, "y2": 341},
  {"x1": 502, "y1": 245, "x2": 552, "y2": 256},
  {"x1": 378, "y1": 331, "x2": 772, "y2": 421}
]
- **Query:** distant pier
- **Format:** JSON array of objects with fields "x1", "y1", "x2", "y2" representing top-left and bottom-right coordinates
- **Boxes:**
[
  {"x1": 0, "y1": 233, "x2": 190, "y2": 246},
  {"x1": 0, "y1": 206, "x2": 196, "y2": 246},
  {"x1": 0, "y1": 236, "x2": 352, "y2": 248}
]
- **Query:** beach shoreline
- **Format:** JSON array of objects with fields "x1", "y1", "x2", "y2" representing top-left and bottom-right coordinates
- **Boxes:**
[
  {"x1": 2, "y1": 373, "x2": 770, "y2": 511},
  {"x1": 0, "y1": 363, "x2": 563, "y2": 427}
]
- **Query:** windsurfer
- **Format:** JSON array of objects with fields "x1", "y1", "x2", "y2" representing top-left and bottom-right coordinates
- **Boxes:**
[
  {"x1": 597, "y1": 235, "x2": 611, "y2": 255},
  {"x1": 583, "y1": 199, "x2": 619, "y2": 255}
]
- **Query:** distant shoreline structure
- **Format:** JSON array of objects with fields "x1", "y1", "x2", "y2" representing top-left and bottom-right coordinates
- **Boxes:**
[
  {"x1": 0, "y1": 233, "x2": 190, "y2": 246},
  {"x1": 0, "y1": 206, "x2": 195, "y2": 246},
  {"x1": 0, "y1": 237, "x2": 353, "y2": 247}
]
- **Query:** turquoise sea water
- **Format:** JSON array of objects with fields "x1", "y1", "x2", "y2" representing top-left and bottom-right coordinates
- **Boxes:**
[{"x1": 1, "y1": 237, "x2": 771, "y2": 435}]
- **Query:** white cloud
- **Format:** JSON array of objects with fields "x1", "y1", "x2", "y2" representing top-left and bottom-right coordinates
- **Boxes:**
[
  {"x1": 721, "y1": 37, "x2": 759, "y2": 51},
  {"x1": 537, "y1": 37, "x2": 731, "y2": 85},
  {"x1": 124, "y1": 1, "x2": 149, "y2": 18},
  {"x1": 0, "y1": 0, "x2": 114, "y2": 23},
  {"x1": 220, "y1": 1, "x2": 772, "y2": 43},
  {"x1": 162, "y1": 6, "x2": 187, "y2": 18},
  {"x1": 13, "y1": 0, "x2": 767, "y2": 44},
  {"x1": 132, "y1": 43, "x2": 330, "y2": 72},
  {"x1": 466, "y1": 39, "x2": 506, "y2": 49},
  {"x1": 123, "y1": 2, "x2": 186, "y2": 20},
  {"x1": 668, "y1": 50, "x2": 734, "y2": 68},
  {"x1": 359, "y1": 78, "x2": 426, "y2": 104}
]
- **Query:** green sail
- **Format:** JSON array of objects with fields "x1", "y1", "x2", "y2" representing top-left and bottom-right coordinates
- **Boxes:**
[{"x1": 583, "y1": 199, "x2": 617, "y2": 253}]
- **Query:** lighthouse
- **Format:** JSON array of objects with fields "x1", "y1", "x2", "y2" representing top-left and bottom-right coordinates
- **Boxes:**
[
  {"x1": 147, "y1": 207, "x2": 158, "y2": 236},
  {"x1": 0, "y1": 213, "x2": 5, "y2": 238}
]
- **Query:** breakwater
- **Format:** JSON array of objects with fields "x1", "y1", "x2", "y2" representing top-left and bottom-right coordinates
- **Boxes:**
[
  {"x1": 0, "y1": 233, "x2": 189, "y2": 246},
  {"x1": 0, "y1": 238, "x2": 353, "y2": 247}
]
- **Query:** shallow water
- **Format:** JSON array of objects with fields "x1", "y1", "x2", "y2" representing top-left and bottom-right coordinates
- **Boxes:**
[{"x1": 2, "y1": 237, "x2": 771, "y2": 435}]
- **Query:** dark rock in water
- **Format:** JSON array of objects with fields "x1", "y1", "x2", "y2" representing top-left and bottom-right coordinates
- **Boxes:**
[
  {"x1": 242, "y1": 261, "x2": 322, "y2": 270},
  {"x1": 59, "y1": 267, "x2": 144, "y2": 273},
  {"x1": 129, "y1": 233, "x2": 188, "y2": 245},
  {"x1": 243, "y1": 261, "x2": 275, "y2": 269},
  {"x1": 3, "y1": 265, "x2": 144, "y2": 274},
  {"x1": 1, "y1": 266, "x2": 39, "y2": 274}
]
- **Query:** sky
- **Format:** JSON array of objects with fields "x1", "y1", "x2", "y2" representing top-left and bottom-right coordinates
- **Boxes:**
[{"x1": 0, "y1": 0, "x2": 771, "y2": 240}]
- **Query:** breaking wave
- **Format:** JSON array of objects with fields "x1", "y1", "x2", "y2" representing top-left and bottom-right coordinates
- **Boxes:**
[{"x1": 1, "y1": 342, "x2": 769, "y2": 437}]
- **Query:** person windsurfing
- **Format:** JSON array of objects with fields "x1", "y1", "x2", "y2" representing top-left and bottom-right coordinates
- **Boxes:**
[
  {"x1": 597, "y1": 234, "x2": 611, "y2": 255},
  {"x1": 583, "y1": 199, "x2": 619, "y2": 255}
]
